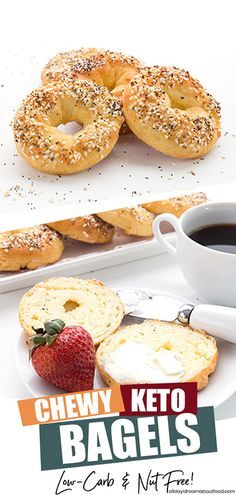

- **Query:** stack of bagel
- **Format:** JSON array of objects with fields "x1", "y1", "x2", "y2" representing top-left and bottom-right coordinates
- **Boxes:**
[
  {"x1": 14, "y1": 48, "x2": 221, "y2": 175},
  {"x1": 0, "y1": 192, "x2": 207, "y2": 272}
]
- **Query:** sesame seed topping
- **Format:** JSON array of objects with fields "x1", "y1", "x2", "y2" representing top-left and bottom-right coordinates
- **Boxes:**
[
  {"x1": 0, "y1": 225, "x2": 61, "y2": 251},
  {"x1": 42, "y1": 48, "x2": 142, "y2": 87},
  {"x1": 126, "y1": 66, "x2": 221, "y2": 156},
  {"x1": 50, "y1": 214, "x2": 114, "y2": 240},
  {"x1": 14, "y1": 79, "x2": 124, "y2": 173}
]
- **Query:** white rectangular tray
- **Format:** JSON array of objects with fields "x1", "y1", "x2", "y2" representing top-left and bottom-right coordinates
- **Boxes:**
[
  {"x1": 0, "y1": 189, "x2": 232, "y2": 294},
  {"x1": 1, "y1": 47, "x2": 236, "y2": 231},
  {"x1": 0, "y1": 232, "x2": 171, "y2": 293}
]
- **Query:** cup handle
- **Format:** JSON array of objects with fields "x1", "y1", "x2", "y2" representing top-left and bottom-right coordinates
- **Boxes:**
[{"x1": 152, "y1": 213, "x2": 179, "y2": 260}]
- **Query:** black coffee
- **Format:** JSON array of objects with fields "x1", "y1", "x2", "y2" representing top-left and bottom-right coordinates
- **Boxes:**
[{"x1": 189, "y1": 224, "x2": 236, "y2": 254}]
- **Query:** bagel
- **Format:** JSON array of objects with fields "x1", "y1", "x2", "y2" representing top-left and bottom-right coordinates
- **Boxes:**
[
  {"x1": 19, "y1": 277, "x2": 124, "y2": 344},
  {"x1": 41, "y1": 48, "x2": 143, "y2": 135},
  {"x1": 0, "y1": 225, "x2": 64, "y2": 271},
  {"x1": 14, "y1": 79, "x2": 123, "y2": 175},
  {"x1": 42, "y1": 48, "x2": 142, "y2": 100},
  {"x1": 96, "y1": 320, "x2": 218, "y2": 390},
  {"x1": 123, "y1": 66, "x2": 221, "y2": 158},
  {"x1": 47, "y1": 215, "x2": 114, "y2": 244},
  {"x1": 97, "y1": 206, "x2": 155, "y2": 236},
  {"x1": 143, "y1": 192, "x2": 207, "y2": 217}
]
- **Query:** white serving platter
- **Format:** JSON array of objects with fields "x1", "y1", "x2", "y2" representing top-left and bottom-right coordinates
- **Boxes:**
[
  {"x1": 0, "y1": 189, "x2": 233, "y2": 294},
  {"x1": 13, "y1": 237, "x2": 236, "y2": 409},
  {"x1": 0, "y1": 222, "x2": 175, "y2": 293},
  {"x1": 0, "y1": 233, "x2": 161, "y2": 294},
  {"x1": 1, "y1": 48, "x2": 236, "y2": 231}
]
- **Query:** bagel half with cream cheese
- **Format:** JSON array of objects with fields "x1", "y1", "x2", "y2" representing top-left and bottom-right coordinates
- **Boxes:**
[{"x1": 96, "y1": 320, "x2": 218, "y2": 390}]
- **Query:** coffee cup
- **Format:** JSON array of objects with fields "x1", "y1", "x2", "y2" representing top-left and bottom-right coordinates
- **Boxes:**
[{"x1": 153, "y1": 202, "x2": 236, "y2": 306}]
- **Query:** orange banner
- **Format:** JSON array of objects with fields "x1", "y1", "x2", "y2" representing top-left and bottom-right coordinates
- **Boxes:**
[{"x1": 18, "y1": 386, "x2": 124, "y2": 426}]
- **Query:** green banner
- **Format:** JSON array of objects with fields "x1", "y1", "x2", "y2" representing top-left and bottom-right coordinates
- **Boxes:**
[{"x1": 40, "y1": 407, "x2": 217, "y2": 471}]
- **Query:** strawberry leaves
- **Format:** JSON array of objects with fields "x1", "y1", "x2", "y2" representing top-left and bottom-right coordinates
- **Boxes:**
[
  {"x1": 29, "y1": 319, "x2": 66, "y2": 359},
  {"x1": 46, "y1": 334, "x2": 58, "y2": 346},
  {"x1": 44, "y1": 319, "x2": 65, "y2": 334}
]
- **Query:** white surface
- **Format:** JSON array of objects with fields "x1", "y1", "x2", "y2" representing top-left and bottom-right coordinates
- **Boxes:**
[
  {"x1": 0, "y1": 0, "x2": 236, "y2": 230},
  {"x1": 10, "y1": 243, "x2": 236, "y2": 410}
]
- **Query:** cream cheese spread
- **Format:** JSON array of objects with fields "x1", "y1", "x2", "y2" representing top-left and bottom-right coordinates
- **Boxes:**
[{"x1": 103, "y1": 341, "x2": 184, "y2": 384}]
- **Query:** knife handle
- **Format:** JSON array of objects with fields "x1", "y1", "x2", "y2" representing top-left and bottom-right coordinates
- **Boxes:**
[{"x1": 185, "y1": 304, "x2": 236, "y2": 344}]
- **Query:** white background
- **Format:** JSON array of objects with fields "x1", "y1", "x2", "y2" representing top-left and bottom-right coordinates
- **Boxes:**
[
  {"x1": 1, "y1": 0, "x2": 235, "y2": 116},
  {"x1": 0, "y1": 0, "x2": 235, "y2": 412},
  {"x1": 0, "y1": 0, "x2": 236, "y2": 229},
  {"x1": 0, "y1": 1, "x2": 236, "y2": 492}
]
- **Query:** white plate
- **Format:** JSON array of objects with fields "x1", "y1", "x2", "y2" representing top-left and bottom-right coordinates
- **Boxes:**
[{"x1": 15, "y1": 287, "x2": 236, "y2": 409}]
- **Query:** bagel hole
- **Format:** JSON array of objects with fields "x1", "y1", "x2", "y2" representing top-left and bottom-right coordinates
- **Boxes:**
[
  {"x1": 170, "y1": 100, "x2": 186, "y2": 110},
  {"x1": 58, "y1": 122, "x2": 83, "y2": 135},
  {"x1": 162, "y1": 344, "x2": 172, "y2": 350},
  {"x1": 168, "y1": 94, "x2": 189, "y2": 111},
  {"x1": 63, "y1": 300, "x2": 80, "y2": 312}
]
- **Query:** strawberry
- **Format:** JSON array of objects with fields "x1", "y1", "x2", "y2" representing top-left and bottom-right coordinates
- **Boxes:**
[{"x1": 29, "y1": 319, "x2": 95, "y2": 392}]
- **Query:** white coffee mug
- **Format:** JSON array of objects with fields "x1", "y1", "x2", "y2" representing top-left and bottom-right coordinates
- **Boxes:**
[{"x1": 153, "y1": 202, "x2": 236, "y2": 306}]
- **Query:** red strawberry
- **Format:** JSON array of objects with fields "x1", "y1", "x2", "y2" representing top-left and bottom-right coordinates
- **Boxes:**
[{"x1": 29, "y1": 319, "x2": 95, "y2": 392}]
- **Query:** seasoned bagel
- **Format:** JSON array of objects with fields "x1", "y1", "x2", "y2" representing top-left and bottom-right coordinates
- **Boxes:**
[
  {"x1": 123, "y1": 66, "x2": 221, "y2": 158},
  {"x1": 143, "y1": 192, "x2": 207, "y2": 217},
  {"x1": 14, "y1": 79, "x2": 123, "y2": 175},
  {"x1": 41, "y1": 48, "x2": 143, "y2": 135},
  {"x1": 97, "y1": 206, "x2": 155, "y2": 236},
  {"x1": 42, "y1": 48, "x2": 142, "y2": 100},
  {"x1": 48, "y1": 215, "x2": 114, "y2": 244},
  {"x1": 0, "y1": 225, "x2": 64, "y2": 271},
  {"x1": 96, "y1": 320, "x2": 218, "y2": 390},
  {"x1": 19, "y1": 277, "x2": 124, "y2": 344}
]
